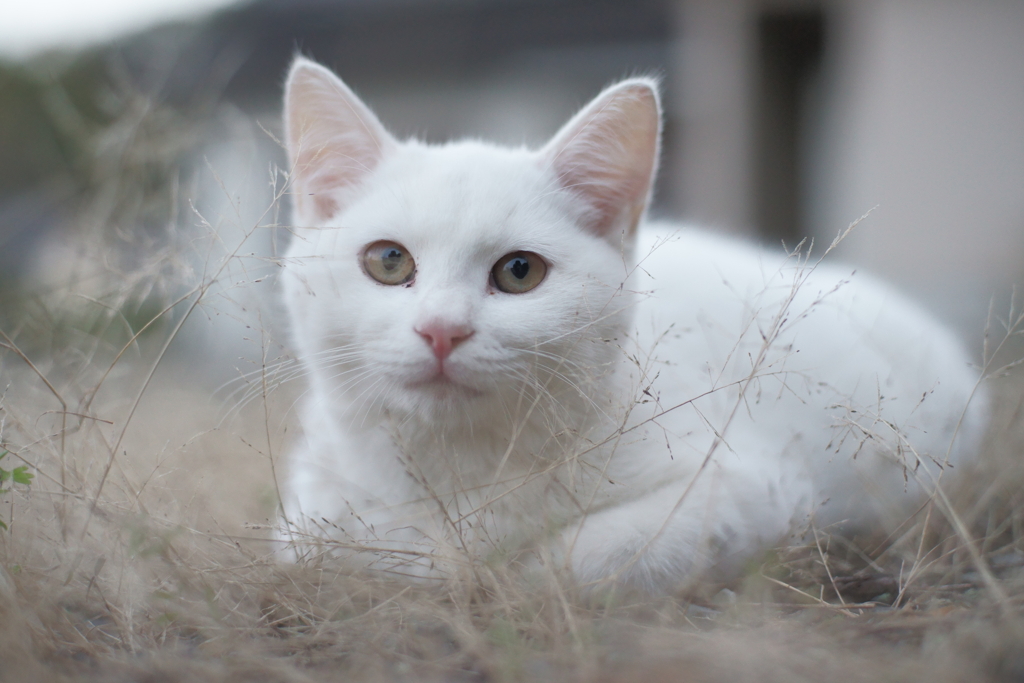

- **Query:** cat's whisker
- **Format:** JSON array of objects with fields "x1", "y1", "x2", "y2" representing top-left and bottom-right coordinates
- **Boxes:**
[
  {"x1": 505, "y1": 364, "x2": 592, "y2": 425},
  {"x1": 226, "y1": 355, "x2": 345, "y2": 410},
  {"x1": 216, "y1": 357, "x2": 304, "y2": 405},
  {"x1": 216, "y1": 355, "x2": 301, "y2": 393},
  {"x1": 219, "y1": 343, "x2": 371, "y2": 416},
  {"x1": 323, "y1": 367, "x2": 383, "y2": 401}
]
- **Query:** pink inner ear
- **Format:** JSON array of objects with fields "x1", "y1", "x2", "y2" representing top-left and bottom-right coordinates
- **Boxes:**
[
  {"x1": 546, "y1": 82, "x2": 661, "y2": 240},
  {"x1": 285, "y1": 60, "x2": 393, "y2": 222},
  {"x1": 292, "y1": 134, "x2": 379, "y2": 219},
  {"x1": 297, "y1": 163, "x2": 344, "y2": 220}
]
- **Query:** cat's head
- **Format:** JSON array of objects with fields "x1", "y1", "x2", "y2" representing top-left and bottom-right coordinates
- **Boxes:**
[{"x1": 281, "y1": 57, "x2": 660, "y2": 425}]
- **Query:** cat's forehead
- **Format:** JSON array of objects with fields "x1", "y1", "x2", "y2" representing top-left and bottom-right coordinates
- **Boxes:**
[{"x1": 352, "y1": 140, "x2": 568, "y2": 245}]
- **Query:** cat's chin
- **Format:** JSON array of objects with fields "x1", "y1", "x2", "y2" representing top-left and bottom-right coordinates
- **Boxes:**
[
  {"x1": 407, "y1": 376, "x2": 483, "y2": 399},
  {"x1": 391, "y1": 377, "x2": 491, "y2": 423}
]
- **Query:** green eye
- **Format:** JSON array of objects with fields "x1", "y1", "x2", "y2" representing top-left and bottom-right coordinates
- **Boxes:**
[
  {"x1": 362, "y1": 240, "x2": 415, "y2": 285},
  {"x1": 492, "y1": 251, "x2": 547, "y2": 294}
]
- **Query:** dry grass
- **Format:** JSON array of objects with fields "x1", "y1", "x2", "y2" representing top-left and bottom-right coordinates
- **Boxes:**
[
  {"x1": 2, "y1": 366, "x2": 1024, "y2": 683},
  {"x1": 1, "y1": 80, "x2": 1024, "y2": 683}
]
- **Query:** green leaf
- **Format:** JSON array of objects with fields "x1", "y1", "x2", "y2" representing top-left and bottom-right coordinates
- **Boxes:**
[
  {"x1": 0, "y1": 450, "x2": 9, "y2": 485},
  {"x1": 0, "y1": 519, "x2": 7, "y2": 531},
  {"x1": 11, "y1": 467, "x2": 32, "y2": 486}
]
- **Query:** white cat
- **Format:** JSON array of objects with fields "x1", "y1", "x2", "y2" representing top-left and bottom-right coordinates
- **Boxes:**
[{"x1": 278, "y1": 57, "x2": 986, "y2": 592}]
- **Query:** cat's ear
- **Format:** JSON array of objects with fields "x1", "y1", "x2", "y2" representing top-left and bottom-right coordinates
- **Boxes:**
[
  {"x1": 541, "y1": 78, "x2": 661, "y2": 243},
  {"x1": 284, "y1": 57, "x2": 396, "y2": 222}
]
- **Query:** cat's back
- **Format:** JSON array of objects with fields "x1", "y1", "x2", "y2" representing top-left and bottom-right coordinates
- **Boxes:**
[{"x1": 626, "y1": 222, "x2": 985, "y2": 481}]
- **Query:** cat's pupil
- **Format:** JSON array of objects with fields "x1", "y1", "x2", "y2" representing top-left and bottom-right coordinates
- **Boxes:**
[
  {"x1": 510, "y1": 258, "x2": 529, "y2": 280},
  {"x1": 382, "y1": 248, "x2": 402, "y2": 271}
]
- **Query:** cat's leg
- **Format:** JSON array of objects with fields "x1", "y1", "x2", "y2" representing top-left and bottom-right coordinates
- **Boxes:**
[
  {"x1": 559, "y1": 454, "x2": 814, "y2": 593},
  {"x1": 279, "y1": 408, "x2": 473, "y2": 578}
]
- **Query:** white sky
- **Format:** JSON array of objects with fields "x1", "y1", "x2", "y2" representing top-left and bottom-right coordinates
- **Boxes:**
[{"x1": 0, "y1": 0, "x2": 244, "y2": 60}]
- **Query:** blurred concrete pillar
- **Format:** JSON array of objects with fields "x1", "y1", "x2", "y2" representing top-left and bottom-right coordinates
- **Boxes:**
[
  {"x1": 812, "y1": 0, "x2": 1024, "y2": 332},
  {"x1": 669, "y1": 0, "x2": 757, "y2": 236}
]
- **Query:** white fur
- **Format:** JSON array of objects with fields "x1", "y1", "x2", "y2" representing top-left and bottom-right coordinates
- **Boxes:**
[{"x1": 278, "y1": 58, "x2": 987, "y2": 592}]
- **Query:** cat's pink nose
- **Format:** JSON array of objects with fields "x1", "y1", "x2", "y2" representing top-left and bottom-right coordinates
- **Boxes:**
[{"x1": 415, "y1": 322, "x2": 474, "y2": 361}]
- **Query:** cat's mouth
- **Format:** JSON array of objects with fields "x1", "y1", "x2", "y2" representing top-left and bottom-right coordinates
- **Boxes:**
[{"x1": 407, "y1": 373, "x2": 483, "y2": 399}]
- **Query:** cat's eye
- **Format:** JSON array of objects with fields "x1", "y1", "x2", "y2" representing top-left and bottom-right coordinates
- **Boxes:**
[
  {"x1": 491, "y1": 251, "x2": 547, "y2": 294},
  {"x1": 362, "y1": 240, "x2": 416, "y2": 285}
]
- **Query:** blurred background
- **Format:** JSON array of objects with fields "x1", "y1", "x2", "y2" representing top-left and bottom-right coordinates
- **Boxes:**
[{"x1": 1, "y1": 0, "x2": 1022, "y2": 370}]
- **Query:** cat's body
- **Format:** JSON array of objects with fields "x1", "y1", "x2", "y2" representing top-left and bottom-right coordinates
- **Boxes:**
[{"x1": 279, "y1": 58, "x2": 986, "y2": 592}]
